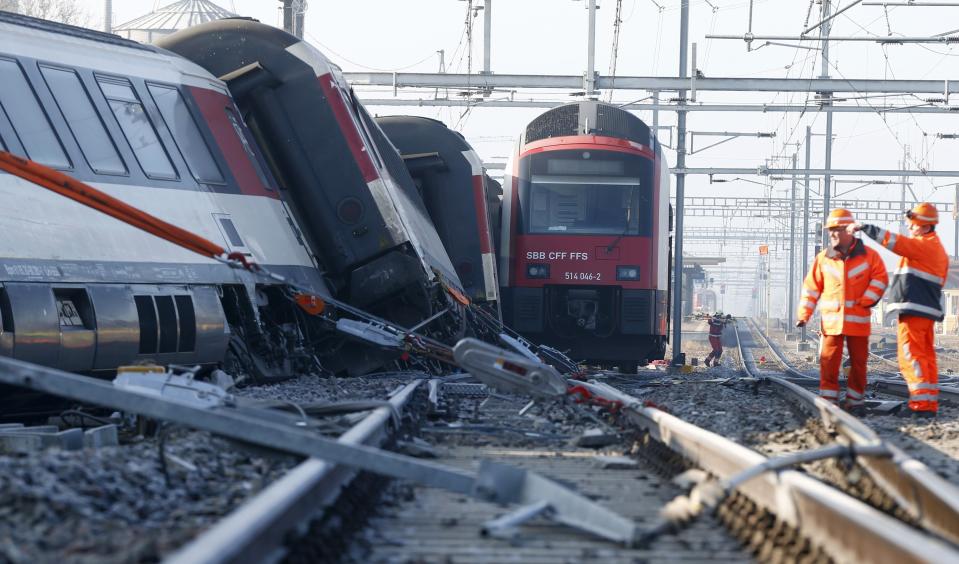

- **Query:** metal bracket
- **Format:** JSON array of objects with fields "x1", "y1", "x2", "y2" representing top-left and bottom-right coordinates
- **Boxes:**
[
  {"x1": 335, "y1": 318, "x2": 404, "y2": 348},
  {"x1": 454, "y1": 338, "x2": 569, "y2": 399}
]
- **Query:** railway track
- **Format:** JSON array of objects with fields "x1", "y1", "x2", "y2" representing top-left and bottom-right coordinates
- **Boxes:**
[
  {"x1": 738, "y1": 318, "x2": 959, "y2": 545},
  {"x1": 170, "y1": 364, "x2": 958, "y2": 561},
  {"x1": 4, "y1": 344, "x2": 959, "y2": 562}
]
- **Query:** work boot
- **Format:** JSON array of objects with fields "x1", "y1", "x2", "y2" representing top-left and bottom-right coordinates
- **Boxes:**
[
  {"x1": 895, "y1": 408, "x2": 937, "y2": 420},
  {"x1": 703, "y1": 357, "x2": 711, "y2": 367},
  {"x1": 844, "y1": 404, "x2": 866, "y2": 417}
]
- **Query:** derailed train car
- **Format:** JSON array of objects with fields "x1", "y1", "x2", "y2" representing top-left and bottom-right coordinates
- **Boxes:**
[
  {"x1": 157, "y1": 20, "x2": 468, "y2": 333},
  {"x1": 0, "y1": 12, "x2": 328, "y2": 381},
  {"x1": 375, "y1": 116, "x2": 500, "y2": 314}
]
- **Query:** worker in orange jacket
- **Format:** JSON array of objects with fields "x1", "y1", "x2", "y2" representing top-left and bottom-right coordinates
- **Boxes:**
[
  {"x1": 849, "y1": 202, "x2": 949, "y2": 418},
  {"x1": 797, "y1": 209, "x2": 888, "y2": 414}
]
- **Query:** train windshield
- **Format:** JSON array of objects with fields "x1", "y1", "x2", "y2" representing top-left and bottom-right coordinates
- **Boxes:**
[{"x1": 520, "y1": 150, "x2": 653, "y2": 236}]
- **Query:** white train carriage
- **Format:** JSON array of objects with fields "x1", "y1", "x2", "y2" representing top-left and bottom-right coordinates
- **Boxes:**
[{"x1": 0, "y1": 12, "x2": 325, "y2": 376}]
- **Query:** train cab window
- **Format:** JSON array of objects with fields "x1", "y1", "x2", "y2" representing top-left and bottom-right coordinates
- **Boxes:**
[
  {"x1": 97, "y1": 77, "x2": 177, "y2": 180},
  {"x1": 147, "y1": 84, "x2": 224, "y2": 185},
  {"x1": 523, "y1": 151, "x2": 653, "y2": 237},
  {"x1": 40, "y1": 66, "x2": 126, "y2": 176},
  {"x1": 528, "y1": 177, "x2": 643, "y2": 235},
  {"x1": 0, "y1": 58, "x2": 70, "y2": 169},
  {"x1": 224, "y1": 106, "x2": 272, "y2": 189}
]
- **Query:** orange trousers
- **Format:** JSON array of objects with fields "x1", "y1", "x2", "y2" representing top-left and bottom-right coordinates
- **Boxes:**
[
  {"x1": 820, "y1": 334, "x2": 868, "y2": 407},
  {"x1": 897, "y1": 315, "x2": 939, "y2": 413}
]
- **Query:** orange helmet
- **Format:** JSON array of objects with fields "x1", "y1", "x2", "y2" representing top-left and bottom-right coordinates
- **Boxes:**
[
  {"x1": 825, "y1": 208, "x2": 855, "y2": 229},
  {"x1": 906, "y1": 202, "x2": 938, "y2": 226}
]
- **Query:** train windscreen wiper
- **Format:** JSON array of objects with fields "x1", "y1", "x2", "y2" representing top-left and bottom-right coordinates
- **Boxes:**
[{"x1": 606, "y1": 186, "x2": 636, "y2": 252}]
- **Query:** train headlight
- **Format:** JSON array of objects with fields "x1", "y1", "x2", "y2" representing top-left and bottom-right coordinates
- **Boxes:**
[
  {"x1": 527, "y1": 263, "x2": 550, "y2": 279},
  {"x1": 616, "y1": 266, "x2": 640, "y2": 281}
]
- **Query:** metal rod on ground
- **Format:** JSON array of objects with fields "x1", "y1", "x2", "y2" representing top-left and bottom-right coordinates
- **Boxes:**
[
  {"x1": 954, "y1": 185, "x2": 958, "y2": 259},
  {"x1": 671, "y1": 0, "x2": 690, "y2": 365},
  {"x1": 801, "y1": 126, "x2": 812, "y2": 339},
  {"x1": 0, "y1": 355, "x2": 640, "y2": 545},
  {"x1": 788, "y1": 153, "x2": 797, "y2": 329}
]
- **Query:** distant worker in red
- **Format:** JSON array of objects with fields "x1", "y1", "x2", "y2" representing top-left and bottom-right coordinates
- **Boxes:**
[
  {"x1": 704, "y1": 312, "x2": 729, "y2": 367},
  {"x1": 797, "y1": 209, "x2": 888, "y2": 414},
  {"x1": 849, "y1": 203, "x2": 948, "y2": 418}
]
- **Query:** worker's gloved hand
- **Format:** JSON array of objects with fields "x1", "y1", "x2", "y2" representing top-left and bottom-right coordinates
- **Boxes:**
[
  {"x1": 795, "y1": 320, "x2": 806, "y2": 328},
  {"x1": 846, "y1": 222, "x2": 863, "y2": 234}
]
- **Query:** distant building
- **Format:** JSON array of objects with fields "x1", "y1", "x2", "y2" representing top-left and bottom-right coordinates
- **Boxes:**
[{"x1": 113, "y1": 0, "x2": 235, "y2": 43}]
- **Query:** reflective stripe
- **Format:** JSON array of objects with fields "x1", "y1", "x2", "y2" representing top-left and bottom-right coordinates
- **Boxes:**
[
  {"x1": 902, "y1": 342, "x2": 912, "y2": 360},
  {"x1": 863, "y1": 290, "x2": 881, "y2": 302},
  {"x1": 845, "y1": 314, "x2": 871, "y2": 324},
  {"x1": 846, "y1": 388, "x2": 864, "y2": 399},
  {"x1": 801, "y1": 300, "x2": 816, "y2": 310},
  {"x1": 821, "y1": 263, "x2": 842, "y2": 279},
  {"x1": 913, "y1": 213, "x2": 937, "y2": 222},
  {"x1": 885, "y1": 231, "x2": 898, "y2": 250},
  {"x1": 819, "y1": 300, "x2": 840, "y2": 309},
  {"x1": 908, "y1": 382, "x2": 939, "y2": 392},
  {"x1": 869, "y1": 279, "x2": 887, "y2": 291},
  {"x1": 894, "y1": 266, "x2": 946, "y2": 286},
  {"x1": 845, "y1": 398, "x2": 865, "y2": 406},
  {"x1": 802, "y1": 289, "x2": 821, "y2": 298},
  {"x1": 910, "y1": 393, "x2": 939, "y2": 402},
  {"x1": 847, "y1": 263, "x2": 869, "y2": 277},
  {"x1": 888, "y1": 302, "x2": 944, "y2": 317},
  {"x1": 844, "y1": 300, "x2": 855, "y2": 307},
  {"x1": 820, "y1": 389, "x2": 839, "y2": 398}
]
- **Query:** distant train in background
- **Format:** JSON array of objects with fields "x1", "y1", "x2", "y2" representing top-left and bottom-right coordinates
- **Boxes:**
[
  {"x1": 693, "y1": 288, "x2": 717, "y2": 314},
  {"x1": 498, "y1": 101, "x2": 671, "y2": 373}
]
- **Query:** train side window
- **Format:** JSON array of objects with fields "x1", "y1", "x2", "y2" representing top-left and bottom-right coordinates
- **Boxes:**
[
  {"x1": 147, "y1": 84, "x2": 224, "y2": 185},
  {"x1": 40, "y1": 66, "x2": 127, "y2": 176},
  {"x1": 223, "y1": 106, "x2": 272, "y2": 189},
  {"x1": 0, "y1": 58, "x2": 71, "y2": 169},
  {"x1": 96, "y1": 77, "x2": 178, "y2": 180}
]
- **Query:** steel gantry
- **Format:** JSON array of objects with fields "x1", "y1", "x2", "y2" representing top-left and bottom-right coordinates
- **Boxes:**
[{"x1": 343, "y1": 0, "x2": 959, "y2": 363}]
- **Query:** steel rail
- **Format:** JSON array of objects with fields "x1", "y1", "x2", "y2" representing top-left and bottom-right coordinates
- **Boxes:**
[
  {"x1": 740, "y1": 318, "x2": 959, "y2": 546},
  {"x1": 165, "y1": 380, "x2": 423, "y2": 564},
  {"x1": 570, "y1": 379, "x2": 959, "y2": 563}
]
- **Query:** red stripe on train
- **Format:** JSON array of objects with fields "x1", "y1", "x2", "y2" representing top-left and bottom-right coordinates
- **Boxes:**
[
  {"x1": 472, "y1": 175, "x2": 492, "y2": 254},
  {"x1": 521, "y1": 135, "x2": 655, "y2": 159},
  {"x1": 317, "y1": 74, "x2": 379, "y2": 183},
  {"x1": 189, "y1": 87, "x2": 276, "y2": 199}
]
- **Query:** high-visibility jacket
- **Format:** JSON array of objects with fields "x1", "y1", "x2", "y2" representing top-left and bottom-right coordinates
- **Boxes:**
[
  {"x1": 797, "y1": 239, "x2": 888, "y2": 336},
  {"x1": 708, "y1": 318, "x2": 725, "y2": 336},
  {"x1": 860, "y1": 225, "x2": 948, "y2": 321}
]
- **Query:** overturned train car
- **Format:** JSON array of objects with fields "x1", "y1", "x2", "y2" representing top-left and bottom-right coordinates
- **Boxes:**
[
  {"x1": 157, "y1": 20, "x2": 468, "y2": 334},
  {"x1": 376, "y1": 116, "x2": 500, "y2": 314}
]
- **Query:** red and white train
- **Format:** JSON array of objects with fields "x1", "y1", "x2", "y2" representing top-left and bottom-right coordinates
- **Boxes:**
[
  {"x1": 0, "y1": 13, "x2": 487, "y2": 384},
  {"x1": 498, "y1": 102, "x2": 671, "y2": 372}
]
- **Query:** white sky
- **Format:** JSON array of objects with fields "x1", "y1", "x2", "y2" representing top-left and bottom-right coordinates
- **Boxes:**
[{"x1": 72, "y1": 0, "x2": 959, "y2": 315}]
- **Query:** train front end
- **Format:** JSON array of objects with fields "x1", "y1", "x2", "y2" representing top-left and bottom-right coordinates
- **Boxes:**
[{"x1": 499, "y1": 102, "x2": 670, "y2": 371}]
